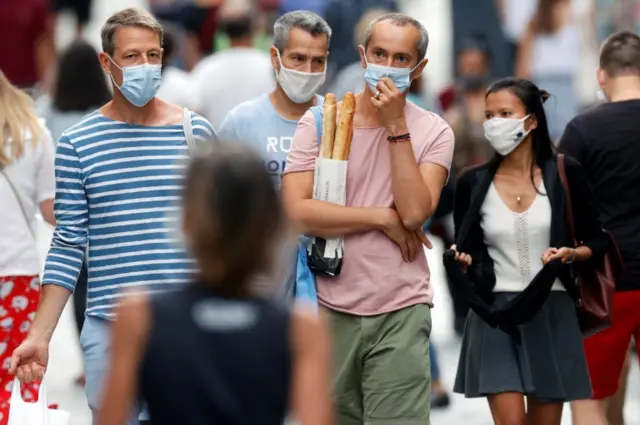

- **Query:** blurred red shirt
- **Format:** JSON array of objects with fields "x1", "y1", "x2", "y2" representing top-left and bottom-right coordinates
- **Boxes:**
[{"x1": 0, "y1": 0, "x2": 52, "y2": 88}]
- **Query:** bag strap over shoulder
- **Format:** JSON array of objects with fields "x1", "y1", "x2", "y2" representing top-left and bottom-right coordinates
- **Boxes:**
[
  {"x1": 183, "y1": 107, "x2": 196, "y2": 154},
  {"x1": 0, "y1": 167, "x2": 35, "y2": 239},
  {"x1": 310, "y1": 105, "x2": 323, "y2": 146},
  {"x1": 557, "y1": 154, "x2": 577, "y2": 245}
]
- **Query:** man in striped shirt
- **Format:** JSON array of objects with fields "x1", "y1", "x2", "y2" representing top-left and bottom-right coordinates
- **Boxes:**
[{"x1": 10, "y1": 8, "x2": 215, "y2": 425}]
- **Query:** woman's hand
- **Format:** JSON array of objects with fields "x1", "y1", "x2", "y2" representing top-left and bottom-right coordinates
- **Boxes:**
[
  {"x1": 541, "y1": 247, "x2": 576, "y2": 265},
  {"x1": 450, "y1": 244, "x2": 472, "y2": 272}
]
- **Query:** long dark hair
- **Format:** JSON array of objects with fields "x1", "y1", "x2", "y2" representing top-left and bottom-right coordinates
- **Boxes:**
[
  {"x1": 485, "y1": 77, "x2": 555, "y2": 186},
  {"x1": 53, "y1": 40, "x2": 111, "y2": 112},
  {"x1": 183, "y1": 144, "x2": 285, "y2": 296}
]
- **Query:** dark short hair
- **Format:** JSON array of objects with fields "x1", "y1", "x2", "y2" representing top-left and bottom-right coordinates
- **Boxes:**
[
  {"x1": 54, "y1": 40, "x2": 111, "y2": 112},
  {"x1": 160, "y1": 22, "x2": 180, "y2": 68},
  {"x1": 600, "y1": 30, "x2": 640, "y2": 77}
]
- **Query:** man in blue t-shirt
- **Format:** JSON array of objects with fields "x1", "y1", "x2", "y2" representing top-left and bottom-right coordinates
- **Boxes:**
[
  {"x1": 217, "y1": 10, "x2": 331, "y2": 191},
  {"x1": 217, "y1": 11, "x2": 331, "y2": 301}
]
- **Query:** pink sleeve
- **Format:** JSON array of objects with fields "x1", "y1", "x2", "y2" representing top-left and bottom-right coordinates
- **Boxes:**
[
  {"x1": 284, "y1": 110, "x2": 319, "y2": 175},
  {"x1": 418, "y1": 119, "x2": 455, "y2": 175}
]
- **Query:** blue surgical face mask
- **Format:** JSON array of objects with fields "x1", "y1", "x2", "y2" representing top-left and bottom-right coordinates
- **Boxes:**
[
  {"x1": 361, "y1": 47, "x2": 421, "y2": 93},
  {"x1": 108, "y1": 56, "x2": 162, "y2": 107}
]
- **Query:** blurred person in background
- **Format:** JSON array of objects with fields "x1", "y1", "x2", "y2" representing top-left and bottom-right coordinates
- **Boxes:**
[
  {"x1": 0, "y1": 0, "x2": 56, "y2": 94},
  {"x1": 217, "y1": 10, "x2": 331, "y2": 301},
  {"x1": 516, "y1": 0, "x2": 581, "y2": 141},
  {"x1": 328, "y1": 8, "x2": 391, "y2": 100},
  {"x1": 283, "y1": 13, "x2": 454, "y2": 424},
  {"x1": 562, "y1": 31, "x2": 640, "y2": 425},
  {"x1": 36, "y1": 38, "x2": 111, "y2": 389},
  {"x1": 156, "y1": 22, "x2": 194, "y2": 108},
  {"x1": 10, "y1": 8, "x2": 216, "y2": 425},
  {"x1": 0, "y1": 71, "x2": 56, "y2": 425},
  {"x1": 444, "y1": 39, "x2": 494, "y2": 173},
  {"x1": 50, "y1": 0, "x2": 93, "y2": 37},
  {"x1": 181, "y1": 0, "x2": 223, "y2": 70},
  {"x1": 38, "y1": 40, "x2": 111, "y2": 142},
  {"x1": 439, "y1": 34, "x2": 492, "y2": 114},
  {"x1": 280, "y1": 0, "x2": 326, "y2": 15},
  {"x1": 438, "y1": 37, "x2": 493, "y2": 336},
  {"x1": 323, "y1": 0, "x2": 398, "y2": 83},
  {"x1": 98, "y1": 145, "x2": 333, "y2": 425},
  {"x1": 190, "y1": 0, "x2": 275, "y2": 129},
  {"x1": 451, "y1": 77, "x2": 605, "y2": 425},
  {"x1": 496, "y1": 0, "x2": 539, "y2": 73},
  {"x1": 593, "y1": 0, "x2": 640, "y2": 45}
]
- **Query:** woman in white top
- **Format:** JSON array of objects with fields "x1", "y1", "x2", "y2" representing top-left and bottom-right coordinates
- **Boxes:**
[
  {"x1": 0, "y1": 71, "x2": 55, "y2": 423},
  {"x1": 449, "y1": 77, "x2": 607, "y2": 425},
  {"x1": 516, "y1": 0, "x2": 581, "y2": 141}
]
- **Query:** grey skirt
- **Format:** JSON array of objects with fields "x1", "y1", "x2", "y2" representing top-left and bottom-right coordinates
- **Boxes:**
[{"x1": 454, "y1": 291, "x2": 593, "y2": 402}]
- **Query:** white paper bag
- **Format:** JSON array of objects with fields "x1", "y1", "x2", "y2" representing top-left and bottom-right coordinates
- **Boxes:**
[
  {"x1": 310, "y1": 158, "x2": 348, "y2": 259},
  {"x1": 8, "y1": 378, "x2": 71, "y2": 425}
]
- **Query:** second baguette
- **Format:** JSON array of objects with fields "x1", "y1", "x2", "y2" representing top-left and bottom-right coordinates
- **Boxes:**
[{"x1": 331, "y1": 92, "x2": 356, "y2": 160}]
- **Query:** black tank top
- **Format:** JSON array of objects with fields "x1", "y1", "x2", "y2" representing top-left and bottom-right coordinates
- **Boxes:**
[{"x1": 139, "y1": 284, "x2": 292, "y2": 425}]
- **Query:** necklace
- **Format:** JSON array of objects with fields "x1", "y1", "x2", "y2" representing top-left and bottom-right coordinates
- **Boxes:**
[{"x1": 517, "y1": 196, "x2": 522, "y2": 204}]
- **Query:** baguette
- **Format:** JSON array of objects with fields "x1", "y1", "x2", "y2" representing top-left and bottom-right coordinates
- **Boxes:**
[
  {"x1": 320, "y1": 94, "x2": 337, "y2": 158},
  {"x1": 331, "y1": 92, "x2": 356, "y2": 160}
]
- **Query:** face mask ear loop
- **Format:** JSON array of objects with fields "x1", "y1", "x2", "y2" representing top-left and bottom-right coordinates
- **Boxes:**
[
  {"x1": 275, "y1": 48, "x2": 285, "y2": 78},
  {"x1": 107, "y1": 55, "x2": 124, "y2": 90}
]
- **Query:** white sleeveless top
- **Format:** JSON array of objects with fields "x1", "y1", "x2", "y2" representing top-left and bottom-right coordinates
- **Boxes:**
[
  {"x1": 481, "y1": 181, "x2": 564, "y2": 292},
  {"x1": 531, "y1": 23, "x2": 581, "y2": 77}
]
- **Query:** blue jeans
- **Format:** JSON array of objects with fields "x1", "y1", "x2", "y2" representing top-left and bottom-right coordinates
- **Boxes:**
[
  {"x1": 430, "y1": 341, "x2": 441, "y2": 382},
  {"x1": 80, "y1": 316, "x2": 148, "y2": 424}
]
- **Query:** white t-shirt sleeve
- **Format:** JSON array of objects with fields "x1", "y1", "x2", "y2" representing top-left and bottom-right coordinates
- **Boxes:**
[{"x1": 36, "y1": 128, "x2": 56, "y2": 203}]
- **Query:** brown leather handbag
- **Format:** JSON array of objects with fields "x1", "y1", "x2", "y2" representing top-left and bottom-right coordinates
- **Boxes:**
[{"x1": 557, "y1": 155, "x2": 623, "y2": 337}]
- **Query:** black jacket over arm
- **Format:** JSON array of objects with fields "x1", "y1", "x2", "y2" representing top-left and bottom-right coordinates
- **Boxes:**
[{"x1": 443, "y1": 155, "x2": 607, "y2": 333}]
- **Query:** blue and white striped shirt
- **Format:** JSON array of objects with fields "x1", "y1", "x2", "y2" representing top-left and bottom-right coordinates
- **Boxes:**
[{"x1": 42, "y1": 110, "x2": 216, "y2": 320}]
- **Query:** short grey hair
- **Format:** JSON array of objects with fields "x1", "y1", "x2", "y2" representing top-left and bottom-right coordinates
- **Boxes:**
[
  {"x1": 364, "y1": 13, "x2": 429, "y2": 61},
  {"x1": 273, "y1": 10, "x2": 332, "y2": 52},
  {"x1": 101, "y1": 7, "x2": 164, "y2": 56}
]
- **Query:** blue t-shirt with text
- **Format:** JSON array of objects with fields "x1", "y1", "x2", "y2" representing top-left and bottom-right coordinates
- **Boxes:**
[{"x1": 218, "y1": 94, "x2": 323, "y2": 189}]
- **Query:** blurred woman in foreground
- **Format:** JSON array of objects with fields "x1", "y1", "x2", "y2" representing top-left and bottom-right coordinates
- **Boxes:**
[{"x1": 98, "y1": 145, "x2": 333, "y2": 425}]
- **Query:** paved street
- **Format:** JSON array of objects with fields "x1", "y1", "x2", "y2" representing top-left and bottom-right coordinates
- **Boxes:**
[{"x1": 35, "y1": 219, "x2": 639, "y2": 425}]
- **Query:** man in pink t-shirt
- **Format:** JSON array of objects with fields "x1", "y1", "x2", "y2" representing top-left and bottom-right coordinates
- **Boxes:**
[{"x1": 282, "y1": 12, "x2": 454, "y2": 424}]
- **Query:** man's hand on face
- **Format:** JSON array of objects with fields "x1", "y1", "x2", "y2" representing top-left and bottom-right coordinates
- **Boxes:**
[{"x1": 370, "y1": 77, "x2": 407, "y2": 133}]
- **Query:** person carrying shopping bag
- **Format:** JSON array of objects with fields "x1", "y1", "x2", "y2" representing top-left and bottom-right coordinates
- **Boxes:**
[{"x1": 0, "y1": 71, "x2": 56, "y2": 425}]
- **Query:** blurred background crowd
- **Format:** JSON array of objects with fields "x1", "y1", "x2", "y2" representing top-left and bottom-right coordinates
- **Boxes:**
[
  {"x1": 1, "y1": 0, "x2": 639, "y2": 423},
  {"x1": 3, "y1": 0, "x2": 637, "y2": 179}
]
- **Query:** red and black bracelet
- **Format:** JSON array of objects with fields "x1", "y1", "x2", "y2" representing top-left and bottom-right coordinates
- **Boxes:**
[{"x1": 387, "y1": 133, "x2": 411, "y2": 143}]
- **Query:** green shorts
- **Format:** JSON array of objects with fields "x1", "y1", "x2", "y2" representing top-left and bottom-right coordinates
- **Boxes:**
[{"x1": 327, "y1": 303, "x2": 432, "y2": 425}]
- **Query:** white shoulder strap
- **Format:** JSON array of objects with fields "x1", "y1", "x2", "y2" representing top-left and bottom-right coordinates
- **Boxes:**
[
  {"x1": 0, "y1": 167, "x2": 35, "y2": 238},
  {"x1": 183, "y1": 108, "x2": 196, "y2": 155}
]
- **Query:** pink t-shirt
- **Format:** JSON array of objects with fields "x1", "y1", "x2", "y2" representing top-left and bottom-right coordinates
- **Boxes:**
[{"x1": 284, "y1": 101, "x2": 455, "y2": 315}]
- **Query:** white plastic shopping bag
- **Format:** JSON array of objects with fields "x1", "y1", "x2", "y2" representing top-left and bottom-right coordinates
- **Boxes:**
[
  {"x1": 8, "y1": 378, "x2": 71, "y2": 425},
  {"x1": 312, "y1": 157, "x2": 348, "y2": 259},
  {"x1": 305, "y1": 157, "x2": 348, "y2": 276}
]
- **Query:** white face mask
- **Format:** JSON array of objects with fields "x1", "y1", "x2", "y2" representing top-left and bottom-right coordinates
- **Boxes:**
[
  {"x1": 483, "y1": 115, "x2": 531, "y2": 156},
  {"x1": 596, "y1": 89, "x2": 607, "y2": 102},
  {"x1": 275, "y1": 50, "x2": 326, "y2": 104}
]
